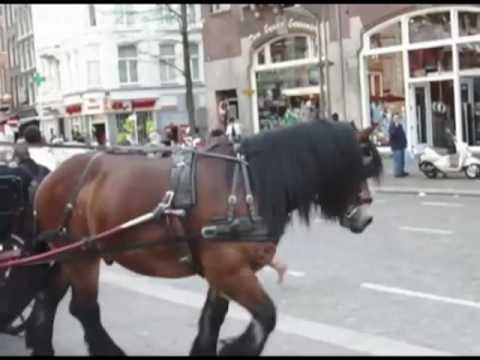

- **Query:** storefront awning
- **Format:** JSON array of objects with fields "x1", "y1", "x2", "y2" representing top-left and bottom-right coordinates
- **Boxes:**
[
  {"x1": 111, "y1": 98, "x2": 157, "y2": 111},
  {"x1": 132, "y1": 98, "x2": 156, "y2": 109},
  {"x1": 281, "y1": 86, "x2": 320, "y2": 97},
  {"x1": 66, "y1": 104, "x2": 82, "y2": 115}
]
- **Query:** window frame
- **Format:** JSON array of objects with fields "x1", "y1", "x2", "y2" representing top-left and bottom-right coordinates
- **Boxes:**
[
  {"x1": 189, "y1": 42, "x2": 200, "y2": 81},
  {"x1": 253, "y1": 34, "x2": 317, "y2": 70},
  {"x1": 159, "y1": 43, "x2": 177, "y2": 84},
  {"x1": 157, "y1": 4, "x2": 177, "y2": 26},
  {"x1": 118, "y1": 44, "x2": 139, "y2": 85},
  {"x1": 359, "y1": 5, "x2": 480, "y2": 137},
  {"x1": 115, "y1": 4, "x2": 135, "y2": 26}
]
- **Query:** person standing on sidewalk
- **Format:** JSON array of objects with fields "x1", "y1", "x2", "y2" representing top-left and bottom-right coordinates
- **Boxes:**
[{"x1": 389, "y1": 114, "x2": 409, "y2": 177}]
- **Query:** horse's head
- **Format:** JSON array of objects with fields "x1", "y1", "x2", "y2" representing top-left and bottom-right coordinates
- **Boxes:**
[{"x1": 339, "y1": 124, "x2": 383, "y2": 234}]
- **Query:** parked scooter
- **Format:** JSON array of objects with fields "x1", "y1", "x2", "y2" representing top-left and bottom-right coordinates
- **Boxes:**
[{"x1": 418, "y1": 130, "x2": 480, "y2": 179}]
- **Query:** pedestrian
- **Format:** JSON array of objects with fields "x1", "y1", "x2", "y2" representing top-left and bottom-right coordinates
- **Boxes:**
[
  {"x1": 226, "y1": 117, "x2": 241, "y2": 143},
  {"x1": 269, "y1": 258, "x2": 288, "y2": 285},
  {"x1": 12, "y1": 142, "x2": 51, "y2": 201},
  {"x1": 0, "y1": 147, "x2": 32, "y2": 240},
  {"x1": 23, "y1": 124, "x2": 45, "y2": 145},
  {"x1": 162, "y1": 125, "x2": 179, "y2": 147},
  {"x1": 206, "y1": 128, "x2": 226, "y2": 147},
  {"x1": 331, "y1": 113, "x2": 339, "y2": 122},
  {"x1": 218, "y1": 97, "x2": 229, "y2": 131},
  {"x1": 389, "y1": 113, "x2": 409, "y2": 177},
  {"x1": 93, "y1": 127, "x2": 106, "y2": 147},
  {"x1": 21, "y1": 124, "x2": 56, "y2": 171}
]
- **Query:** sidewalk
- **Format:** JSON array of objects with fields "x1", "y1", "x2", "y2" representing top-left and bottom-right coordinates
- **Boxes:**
[{"x1": 371, "y1": 156, "x2": 480, "y2": 197}]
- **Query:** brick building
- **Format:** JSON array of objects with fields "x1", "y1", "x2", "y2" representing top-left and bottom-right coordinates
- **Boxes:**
[{"x1": 202, "y1": 4, "x2": 480, "y2": 154}]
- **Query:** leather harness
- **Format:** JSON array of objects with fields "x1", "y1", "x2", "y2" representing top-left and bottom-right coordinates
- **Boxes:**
[{"x1": 36, "y1": 143, "x2": 269, "y2": 276}]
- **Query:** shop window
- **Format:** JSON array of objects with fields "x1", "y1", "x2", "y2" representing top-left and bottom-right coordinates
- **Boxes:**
[
  {"x1": 459, "y1": 11, "x2": 480, "y2": 37},
  {"x1": 270, "y1": 36, "x2": 308, "y2": 63},
  {"x1": 368, "y1": 71, "x2": 383, "y2": 97},
  {"x1": 116, "y1": 113, "x2": 132, "y2": 144},
  {"x1": 461, "y1": 77, "x2": 480, "y2": 145},
  {"x1": 136, "y1": 111, "x2": 154, "y2": 145},
  {"x1": 409, "y1": 12, "x2": 451, "y2": 43},
  {"x1": 369, "y1": 22, "x2": 401, "y2": 49},
  {"x1": 366, "y1": 52, "x2": 405, "y2": 146},
  {"x1": 458, "y1": 42, "x2": 480, "y2": 70},
  {"x1": 408, "y1": 46, "x2": 452, "y2": 78},
  {"x1": 256, "y1": 63, "x2": 320, "y2": 131},
  {"x1": 430, "y1": 80, "x2": 456, "y2": 148}
]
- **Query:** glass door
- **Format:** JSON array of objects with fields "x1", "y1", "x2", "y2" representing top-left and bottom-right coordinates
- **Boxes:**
[
  {"x1": 409, "y1": 82, "x2": 432, "y2": 148},
  {"x1": 461, "y1": 78, "x2": 475, "y2": 145}
]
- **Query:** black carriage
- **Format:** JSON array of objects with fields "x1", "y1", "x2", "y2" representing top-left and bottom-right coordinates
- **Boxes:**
[{"x1": 0, "y1": 171, "x2": 37, "y2": 335}]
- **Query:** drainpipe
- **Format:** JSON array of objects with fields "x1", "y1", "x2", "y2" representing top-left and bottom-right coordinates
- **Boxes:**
[
  {"x1": 317, "y1": 13, "x2": 326, "y2": 119},
  {"x1": 336, "y1": 4, "x2": 347, "y2": 121},
  {"x1": 323, "y1": 7, "x2": 331, "y2": 117}
]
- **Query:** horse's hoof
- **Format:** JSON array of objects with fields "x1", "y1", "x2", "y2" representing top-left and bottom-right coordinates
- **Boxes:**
[
  {"x1": 31, "y1": 348, "x2": 54, "y2": 356},
  {"x1": 218, "y1": 336, "x2": 244, "y2": 356},
  {"x1": 219, "y1": 336, "x2": 237, "y2": 347}
]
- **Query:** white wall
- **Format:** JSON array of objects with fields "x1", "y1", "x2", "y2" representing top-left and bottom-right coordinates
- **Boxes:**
[{"x1": 32, "y1": 4, "x2": 207, "y2": 116}]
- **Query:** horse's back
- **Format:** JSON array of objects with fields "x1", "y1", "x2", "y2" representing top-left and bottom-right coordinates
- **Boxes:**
[{"x1": 35, "y1": 151, "x2": 173, "y2": 234}]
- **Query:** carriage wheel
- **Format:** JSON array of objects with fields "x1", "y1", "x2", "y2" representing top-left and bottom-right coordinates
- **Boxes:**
[{"x1": 0, "y1": 234, "x2": 33, "y2": 336}]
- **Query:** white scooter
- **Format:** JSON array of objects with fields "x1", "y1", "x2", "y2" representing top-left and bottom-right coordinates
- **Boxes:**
[{"x1": 418, "y1": 136, "x2": 480, "y2": 179}]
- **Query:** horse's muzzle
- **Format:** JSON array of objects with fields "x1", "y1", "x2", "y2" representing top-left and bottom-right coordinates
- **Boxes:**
[{"x1": 339, "y1": 206, "x2": 373, "y2": 234}]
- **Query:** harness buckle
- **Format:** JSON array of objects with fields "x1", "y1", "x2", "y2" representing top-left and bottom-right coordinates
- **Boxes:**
[
  {"x1": 153, "y1": 191, "x2": 175, "y2": 220},
  {"x1": 228, "y1": 195, "x2": 237, "y2": 205},
  {"x1": 345, "y1": 206, "x2": 359, "y2": 219}
]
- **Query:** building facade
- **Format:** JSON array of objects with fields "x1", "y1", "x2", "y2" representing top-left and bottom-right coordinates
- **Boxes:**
[
  {"x1": 32, "y1": 4, "x2": 207, "y2": 145},
  {"x1": 0, "y1": 6, "x2": 11, "y2": 124},
  {"x1": 202, "y1": 4, "x2": 480, "y2": 153},
  {"x1": 0, "y1": 4, "x2": 37, "y2": 140}
]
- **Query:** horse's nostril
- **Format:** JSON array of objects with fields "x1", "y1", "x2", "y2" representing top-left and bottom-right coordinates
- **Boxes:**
[{"x1": 360, "y1": 197, "x2": 372, "y2": 205}]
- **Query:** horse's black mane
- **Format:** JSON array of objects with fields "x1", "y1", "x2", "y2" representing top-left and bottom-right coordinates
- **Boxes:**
[{"x1": 240, "y1": 120, "x2": 382, "y2": 239}]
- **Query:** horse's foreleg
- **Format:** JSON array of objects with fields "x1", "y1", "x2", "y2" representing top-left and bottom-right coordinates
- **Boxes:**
[
  {"x1": 190, "y1": 287, "x2": 229, "y2": 356},
  {"x1": 26, "y1": 263, "x2": 70, "y2": 356},
  {"x1": 205, "y1": 266, "x2": 276, "y2": 356},
  {"x1": 65, "y1": 258, "x2": 125, "y2": 356}
]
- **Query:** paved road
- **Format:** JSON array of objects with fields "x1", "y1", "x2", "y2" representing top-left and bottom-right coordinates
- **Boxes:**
[{"x1": 1, "y1": 193, "x2": 480, "y2": 355}]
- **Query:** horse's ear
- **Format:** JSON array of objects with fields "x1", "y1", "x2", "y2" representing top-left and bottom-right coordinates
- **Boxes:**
[{"x1": 357, "y1": 123, "x2": 378, "y2": 142}]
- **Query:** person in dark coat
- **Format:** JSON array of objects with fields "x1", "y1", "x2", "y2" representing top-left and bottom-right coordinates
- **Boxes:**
[
  {"x1": 0, "y1": 148, "x2": 32, "y2": 241},
  {"x1": 23, "y1": 125, "x2": 45, "y2": 144},
  {"x1": 389, "y1": 114, "x2": 409, "y2": 177},
  {"x1": 12, "y1": 143, "x2": 50, "y2": 183}
]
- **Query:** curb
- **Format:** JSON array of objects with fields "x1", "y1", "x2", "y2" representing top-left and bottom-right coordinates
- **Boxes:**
[{"x1": 373, "y1": 186, "x2": 480, "y2": 197}]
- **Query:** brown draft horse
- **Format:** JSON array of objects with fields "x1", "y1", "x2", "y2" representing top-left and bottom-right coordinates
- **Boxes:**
[{"x1": 20, "y1": 120, "x2": 382, "y2": 356}]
